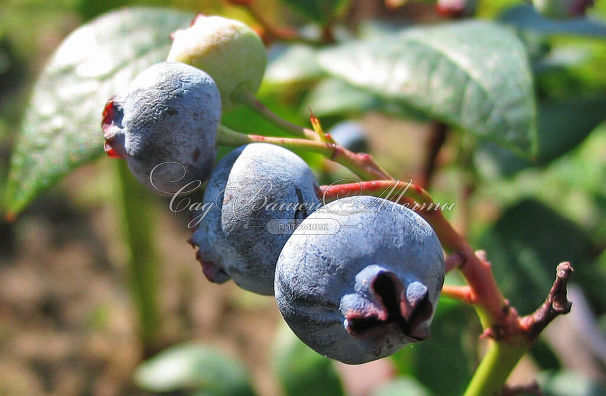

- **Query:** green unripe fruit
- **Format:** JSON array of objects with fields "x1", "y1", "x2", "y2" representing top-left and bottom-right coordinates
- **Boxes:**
[
  {"x1": 532, "y1": 0, "x2": 594, "y2": 19},
  {"x1": 168, "y1": 15, "x2": 267, "y2": 111}
]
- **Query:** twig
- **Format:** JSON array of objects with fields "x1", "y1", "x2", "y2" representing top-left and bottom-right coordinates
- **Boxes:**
[
  {"x1": 445, "y1": 251, "x2": 465, "y2": 272},
  {"x1": 217, "y1": 126, "x2": 392, "y2": 180},
  {"x1": 520, "y1": 262, "x2": 574, "y2": 342},
  {"x1": 420, "y1": 121, "x2": 448, "y2": 189},
  {"x1": 320, "y1": 180, "x2": 430, "y2": 206},
  {"x1": 464, "y1": 263, "x2": 574, "y2": 396},
  {"x1": 216, "y1": 123, "x2": 574, "y2": 396},
  {"x1": 442, "y1": 285, "x2": 476, "y2": 304}
]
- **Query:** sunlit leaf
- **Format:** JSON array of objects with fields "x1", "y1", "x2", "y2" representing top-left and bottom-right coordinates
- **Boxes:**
[{"x1": 318, "y1": 21, "x2": 537, "y2": 156}]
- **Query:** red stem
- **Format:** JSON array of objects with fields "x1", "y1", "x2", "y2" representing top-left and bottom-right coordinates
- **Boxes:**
[{"x1": 442, "y1": 285, "x2": 476, "y2": 304}]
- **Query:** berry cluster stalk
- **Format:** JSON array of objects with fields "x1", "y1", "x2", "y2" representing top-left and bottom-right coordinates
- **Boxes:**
[{"x1": 218, "y1": 125, "x2": 391, "y2": 180}]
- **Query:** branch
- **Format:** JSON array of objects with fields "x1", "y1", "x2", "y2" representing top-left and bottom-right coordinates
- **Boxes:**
[
  {"x1": 442, "y1": 285, "x2": 476, "y2": 304},
  {"x1": 419, "y1": 121, "x2": 448, "y2": 189},
  {"x1": 445, "y1": 251, "x2": 465, "y2": 272},
  {"x1": 464, "y1": 262, "x2": 574, "y2": 396},
  {"x1": 216, "y1": 121, "x2": 573, "y2": 396},
  {"x1": 520, "y1": 262, "x2": 574, "y2": 342},
  {"x1": 217, "y1": 126, "x2": 392, "y2": 181}
]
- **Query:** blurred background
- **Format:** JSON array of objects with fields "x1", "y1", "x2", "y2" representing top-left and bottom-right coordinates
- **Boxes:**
[{"x1": 1, "y1": 0, "x2": 606, "y2": 395}]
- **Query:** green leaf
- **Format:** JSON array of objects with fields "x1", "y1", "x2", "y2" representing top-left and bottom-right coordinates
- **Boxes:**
[
  {"x1": 318, "y1": 21, "x2": 537, "y2": 156},
  {"x1": 278, "y1": 0, "x2": 350, "y2": 24},
  {"x1": 134, "y1": 342, "x2": 256, "y2": 396},
  {"x1": 220, "y1": 90, "x2": 325, "y2": 171},
  {"x1": 272, "y1": 324, "x2": 345, "y2": 396},
  {"x1": 478, "y1": 199, "x2": 604, "y2": 315},
  {"x1": 529, "y1": 339, "x2": 561, "y2": 371},
  {"x1": 304, "y1": 78, "x2": 379, "y2": 117},
  {"x1": 476, "y1": 95, "x2": 606, "y2": 176},
  {"x1": 304, "y1": 78, "x2": 427, "y2": 120},
  {"x1": 501, "y1": 5, "x2": 606, "y2": 37},
  {"x1": 414, "y1": 300, "x2": 476, "y2": 396},
  {"x1": 4, "y1": 7, "x2": 193, "y2": 218},
  {"x1": 371, "y1": 377, "x2": 430, "y2": 396},
  {"x1": 265, "y1": 44, "x2": 324, "y2": 85}
]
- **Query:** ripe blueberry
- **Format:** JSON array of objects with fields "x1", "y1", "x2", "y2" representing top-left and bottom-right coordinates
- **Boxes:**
[
  {"x1": 327, "y1": 121, "x2": 369, "y2": 153},
  {"x1": 168, "y1": 15, "x2": 267, "y2": 111},
  {"x1": 190, "y1": 143, "x2": 321, "y2": 295},
  {"x1": 102, "y1": 62, "x2": 221, "y2": 194},
  {"x1": 275, "y1": 195, "x2": 445, "y2": 364}
]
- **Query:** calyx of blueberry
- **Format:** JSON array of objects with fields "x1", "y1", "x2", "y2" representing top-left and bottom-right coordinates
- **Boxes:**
[
  {"x1": 342, "y1": 269, "x2": 432, "y2": 341},
  {"x1": 101, "y1": 98, "x2": 126, "y2": 159}
]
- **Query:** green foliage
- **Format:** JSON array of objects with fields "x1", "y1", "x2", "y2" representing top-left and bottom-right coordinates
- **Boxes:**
[
  {"x1": 272, "y1": 324, "x2": 345, "y2": 396},
  {"x1": 221, "y1": 89, "x2": 324, "y2": 168},
  {"x1": 476, "y1": 95, "x2": 606, "y2": 176},
  {"x1": 4, "y1": 1, "x2": 606, "y2": 395},
  {"x1": 3, "y1": 7, "x2": 193, "y2": 218},
  {"x1": 392, "y1": 299, "x2": 476, "y2": 396},
  {"x1": 278, "y1": 0, "x2": 349, "y2": 24},
  {"x1": 304, "y1": 78, "x2": 378, "y2": 117},
  {"x1": 265, "y1": 44, "x2": 324, "y2": 85},
  {"x1": 479, "y1": 199, "x2": 603, "y2": 314},
  {"x1": 501, "y1": 5, "x2": 606, "y2": 36},
  {"x1": 134, "y1": 342, "x2": 256, "y2": 395},
  {"x1": 318, "y1": 21, "x2": 537, "y2": 157},
  {"x1": 304, "y1": 78, "x2": 427, "y2": 120},
  {"x1": 370, "y1": 377, "x2": 430, "y2": 396}
]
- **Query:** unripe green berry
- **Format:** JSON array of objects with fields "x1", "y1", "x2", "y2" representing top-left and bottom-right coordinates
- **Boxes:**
[{"x1": 167, "y1": 15, "x2": 267, "y2": 111}]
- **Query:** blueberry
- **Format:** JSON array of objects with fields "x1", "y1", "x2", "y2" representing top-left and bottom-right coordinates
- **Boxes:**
[
  {"x1": 168, "y1": 15, "x2": 267, "y2": 111},
  {"x1": 327, "y1": 121, "x2": 369, "y2": 153},
  {"x1": 190, "y1": 143, "x2": 321, "y2": 295},
  {"x1": 532, "y1": 0, "x2": 594, "y2": 19},
  {"x1": 275, "y1": 195, "x2": 445, "y2": 364},
  {"x1": 102, "y1": 62, "x2": 221, "y2": 194}
]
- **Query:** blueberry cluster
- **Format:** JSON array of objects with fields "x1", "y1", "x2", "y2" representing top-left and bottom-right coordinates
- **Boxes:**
[
  {"x1": 101, "y1": 16, "x2": 445, "y2": 365},
  {"x1": 186, "y1": 147, "x2": 444, "y2": 363}
]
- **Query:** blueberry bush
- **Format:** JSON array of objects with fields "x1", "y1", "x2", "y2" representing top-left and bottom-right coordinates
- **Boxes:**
[{"x1": 3, "y1": 0, "x2": 606, "y2": 395}]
